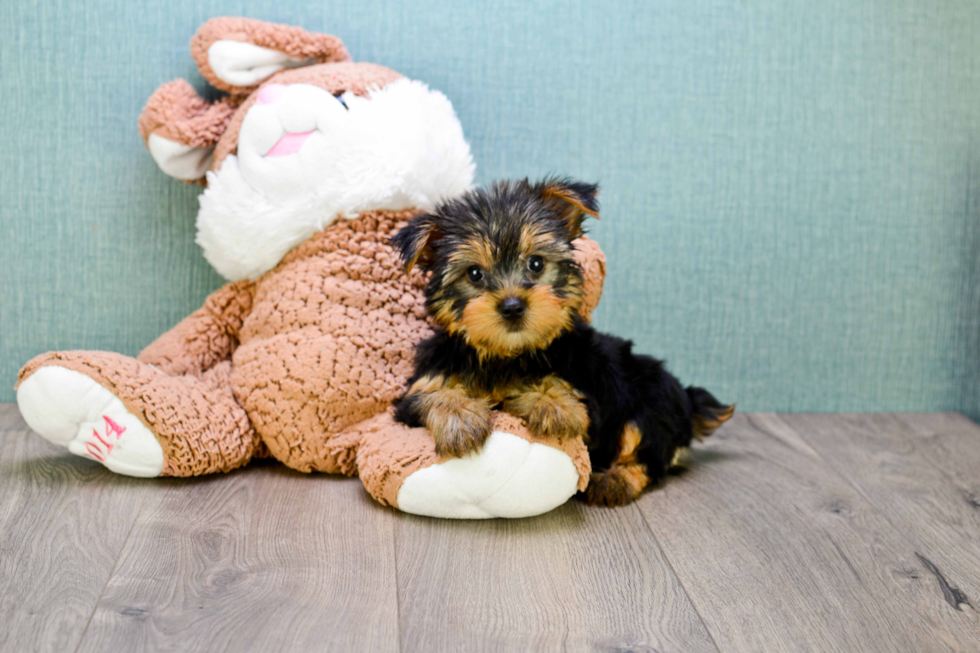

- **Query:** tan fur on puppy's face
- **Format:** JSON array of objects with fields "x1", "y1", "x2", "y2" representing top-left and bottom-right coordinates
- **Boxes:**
[
  {"x1": 390, "y1": 178, "x2": 600, "y2": 360},
  {"x1": 428, "y1": 222, "x2": 586, "y2": 359},
  {"x1": 458, "y1": 280, "x2": 581, "y2": 360}
]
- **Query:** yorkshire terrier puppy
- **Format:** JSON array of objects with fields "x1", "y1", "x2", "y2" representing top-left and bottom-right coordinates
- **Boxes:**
[{"x1": 391, "y1": 178, "x2": 734, "y2": 506}]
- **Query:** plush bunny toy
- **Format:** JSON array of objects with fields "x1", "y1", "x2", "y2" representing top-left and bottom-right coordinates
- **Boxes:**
[{"x1": 16, "y1": 17, "x2": 607, "y2": 519}]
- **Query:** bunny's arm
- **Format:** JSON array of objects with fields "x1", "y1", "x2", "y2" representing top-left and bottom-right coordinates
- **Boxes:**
[
  {"x1": 573, "y1": 236, "x2": 606, "y2": 321},
  {"x1": 138, "y1": 280, "x2": 255, "y2": 377}
]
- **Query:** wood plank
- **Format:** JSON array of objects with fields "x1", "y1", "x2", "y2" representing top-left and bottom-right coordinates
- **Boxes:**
[
  {"x1": 638, "y1": 413, "x2": 980, "y2": 652},
  {"x1": 0, "y1": 406, "x2": 150, "y2": 652},
  {"x1": 780, "y1": 413, "x2": 980, "y2": 613},
  {"x1": 76, "y1": 463, "x2": 400, "y2": 653},
  {"x1": 394, "y1": 500, "x2": 719, "y2": 653},
  {"x1": 7, "y1": 403, "x2": 979, "y2": 652},
  {"x1": 0, "y1": 402, "x2": 24, "y2": 430}
]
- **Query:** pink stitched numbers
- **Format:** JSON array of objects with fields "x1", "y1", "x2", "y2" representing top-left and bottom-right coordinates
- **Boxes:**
[{"x1": 82, "y1": 416, "x2": 127, "y2": 462}]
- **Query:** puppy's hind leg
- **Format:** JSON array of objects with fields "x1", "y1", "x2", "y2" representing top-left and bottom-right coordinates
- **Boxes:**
[{"x1": 584, "y1": 422, "x2": 650, "y2": 507}]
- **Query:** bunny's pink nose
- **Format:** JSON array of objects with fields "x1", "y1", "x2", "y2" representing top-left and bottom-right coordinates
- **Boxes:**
[{"x1": 257, "y1": 84, "x2": 287, "y2": 105}]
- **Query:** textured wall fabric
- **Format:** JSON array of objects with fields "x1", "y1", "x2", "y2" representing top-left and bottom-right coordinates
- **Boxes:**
[{"x1": 2, "y1": 0, "x2": 979, "y2": 417}]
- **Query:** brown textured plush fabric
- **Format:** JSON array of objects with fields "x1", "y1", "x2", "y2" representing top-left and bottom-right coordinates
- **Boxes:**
[
  {"x1": 231, "y1": 210, "x2": 431, "y2": 473},
  {"x1": 571, "y1": 237, "x2": 605, "y2": 322},
  {"x1": 137, "y1": 79, "x2": 237, "y2": 149},
  {"x1": 18, "y1": 353, "x2": 262, "y2": 476},
  {"x1": 139, "y1": 279, "x2": 255, "y2": 377},
  {"x1": 353, "y1": 412, "x2": 441, "y2": 506},
  {"x1": 17, "y1": 211, "x2": 606, "y2": 487},
  {"x1": 190, "y1": 16, "x2": 351, "y2": 94}
]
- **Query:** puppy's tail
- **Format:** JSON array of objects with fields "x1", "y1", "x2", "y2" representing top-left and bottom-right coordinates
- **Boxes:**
[{"x1": 686, "y1": 387, "x2": 735, "y2": 441}]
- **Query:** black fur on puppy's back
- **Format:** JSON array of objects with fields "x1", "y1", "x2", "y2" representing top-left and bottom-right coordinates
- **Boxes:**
[{"x1": 537, "y1": 319, "x2": 727, "y2": 483}]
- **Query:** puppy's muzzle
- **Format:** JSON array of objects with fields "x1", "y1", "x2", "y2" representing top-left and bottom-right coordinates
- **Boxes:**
[{"x1": 498, "y1": 296, "x2": 527, "y2": 322}]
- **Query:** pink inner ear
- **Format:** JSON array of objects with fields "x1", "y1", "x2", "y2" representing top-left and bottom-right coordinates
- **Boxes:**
[
  {"x1": 266, "y1": 131, "x2": 314, "y2": 157},
  {"x1": 257, "y1": 83, "x2": 287, "y2": 105}
]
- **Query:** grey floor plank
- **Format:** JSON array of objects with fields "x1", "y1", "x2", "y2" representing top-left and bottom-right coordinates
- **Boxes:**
[
  {"x1": 7, "y1": 403, "x2": 980, "y2": 652},
  {"x1": 781, "y1": 413, "x2": 980, "y2": 614},
  {"x1": 394, "y1": 500, "x2": 719, "y2": 653},
  {"x1": 0, "y1": 406, "x2": 150, "y2": 653},
  {"x1": 0, "y1": 402, "x2": 24, "y2": 430},
  {"x1": 75, "y1": 465, "x2": 400, "y2": 653},
  {"x1": 638, "y1": 413, "x2": 980, "y2": 653}
]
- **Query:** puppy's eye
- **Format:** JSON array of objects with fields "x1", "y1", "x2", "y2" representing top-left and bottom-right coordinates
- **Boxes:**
[
  {"x1": 467, "y1": 265, "x2": 485, "y2": 284},
  {"x1": 333, "y1": 93, "x2": 348, "y2": 110},
  {"x1": 527, "y1": 255, "x2": 545, "y2": 274}
]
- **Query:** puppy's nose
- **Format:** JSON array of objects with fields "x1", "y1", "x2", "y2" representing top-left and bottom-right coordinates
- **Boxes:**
[{"x1": 498, "y1": 296, "x2": 527, "y2": 321}]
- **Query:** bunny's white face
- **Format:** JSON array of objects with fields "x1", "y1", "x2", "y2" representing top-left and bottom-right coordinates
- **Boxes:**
[
  {"x1": 235, "y1": 82, "x2": 353, "y2": 199},
  {"x1": 196, "y1": 78, "x2": 475, "y2": 281}
]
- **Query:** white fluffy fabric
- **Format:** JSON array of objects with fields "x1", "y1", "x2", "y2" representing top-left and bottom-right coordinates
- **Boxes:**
[
  {"x1": 396, "y1": 431, "x2": 581, "y2": 519},
  {"x1": 197, "y1": 78, "x2": 475, "y2": 281},
  {"x1": 148, "y1": 133, "x2": 214, "y2": 181},
  {"x1": 208, "y1": 40, "x2": 312, "y2": 87},
  {"x1": 17, "y1": 367, "x2": 165, "y2": 478}
]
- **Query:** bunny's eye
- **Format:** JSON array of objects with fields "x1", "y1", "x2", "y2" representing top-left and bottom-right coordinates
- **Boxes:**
[{"x1": 333, "y1": 93, "x2": 348, "y2": 110}]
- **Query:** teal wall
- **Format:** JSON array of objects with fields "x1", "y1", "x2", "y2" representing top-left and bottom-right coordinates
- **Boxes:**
[{"x1": 3, "y1": 1, "x2": 980, "y2": 416}]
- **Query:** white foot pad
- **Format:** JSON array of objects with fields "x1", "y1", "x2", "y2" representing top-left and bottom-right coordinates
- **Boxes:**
[
  {"x1": 17, "y1": 367, "x2": 164, "y2": 478},
  {"x1": 396, "y1": 431, "x2": 580, "y2": 519}
]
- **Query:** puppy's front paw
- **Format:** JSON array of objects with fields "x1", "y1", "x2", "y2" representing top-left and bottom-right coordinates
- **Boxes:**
[
  {"x1": 428, "y1": 398, "x2": 492, "y2": 458},
  {"x1": 504, "y1": 380, "x2": 589, "y2": 441},
  {"x1": 527, "y1": 397, "x2": 589, "y2": 441}
]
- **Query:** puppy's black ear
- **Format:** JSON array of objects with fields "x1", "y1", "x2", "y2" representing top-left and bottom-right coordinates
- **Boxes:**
[
  {"x1": 390, "y1": 213, "x2": 442, "y2": 273},
  {"x1": 540, "y1": 177, "x2": 600, "y2": 239}
]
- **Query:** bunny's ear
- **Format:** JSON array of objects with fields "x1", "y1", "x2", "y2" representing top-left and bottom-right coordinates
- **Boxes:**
[
  {"x1": 138, "y1": 79, "x2": 235, "y2": 182},
  {"x1": 190, "y1": 17, "x2": 351, "y2": 94}
]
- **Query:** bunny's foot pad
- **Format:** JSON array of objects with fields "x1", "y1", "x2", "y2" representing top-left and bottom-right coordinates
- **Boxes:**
[
  {"x1": 17, "y1": 366, "x2": 165, "y2": 478},
  {"x1": 397, "y1": 431, "x2": 581, "y2": 519}
]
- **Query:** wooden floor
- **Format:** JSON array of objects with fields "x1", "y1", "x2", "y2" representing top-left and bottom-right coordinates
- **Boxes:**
[{"x1": 2, "y1": 405, "x2": 979, "y2": 652}]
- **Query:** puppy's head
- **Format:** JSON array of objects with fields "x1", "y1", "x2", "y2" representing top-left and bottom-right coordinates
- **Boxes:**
[{"x1": 391, "y1": 178, "x2": 599, "y2": 358}]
